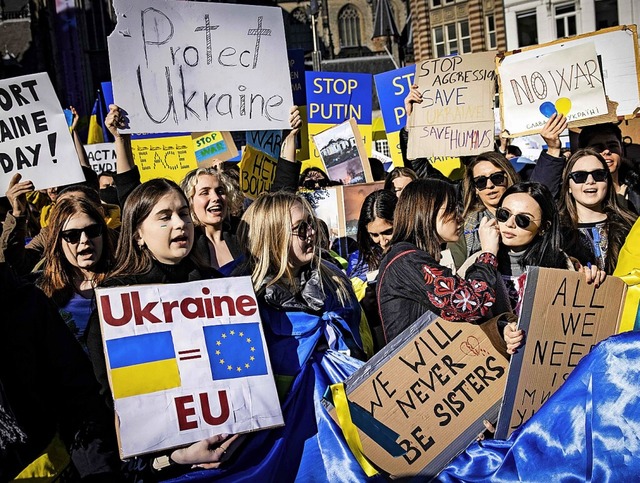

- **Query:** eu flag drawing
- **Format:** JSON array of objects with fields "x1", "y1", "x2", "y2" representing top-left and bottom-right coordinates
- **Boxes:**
[
  {"x1": 203, "y1": 323, "x2": 268, "y2": 381},
  {"x1": 106, "y1": 331, "x2": 181, "y2": 399}
]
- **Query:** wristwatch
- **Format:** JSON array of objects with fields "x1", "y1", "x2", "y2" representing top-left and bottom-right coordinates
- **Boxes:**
[{"x1": 152, "y1": 454, "x2": 176, "y2": 471}]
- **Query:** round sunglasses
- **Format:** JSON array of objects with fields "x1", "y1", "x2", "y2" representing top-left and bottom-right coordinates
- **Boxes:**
[
  {"x1": 473, "y1": 171, "x2": 507, "y2": 191},
  {"x1": 568, "y1": 168, "x2": 608, "y2": 184},
  {"x1": 495, "y1": 207, "x2": 539, "y2": 230},
  {"x1": 61, "y1": 223, "x2": 103, "y2": 244},
  {"x1": 291, "y1": 219, "x2": 316, "y2": 239}
]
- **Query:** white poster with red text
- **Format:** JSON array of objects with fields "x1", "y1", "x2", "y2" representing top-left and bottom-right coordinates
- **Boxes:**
[{"x1": 96, "y1": 277, "x2": 283, "y2": 458}]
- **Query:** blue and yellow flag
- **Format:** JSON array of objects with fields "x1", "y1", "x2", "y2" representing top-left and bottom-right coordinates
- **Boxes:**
[
  {"x1": 203, "y1": 323, "x2": 268, "y2": 380},
  {"x1": 87, "y1": 97, "x2": 104, "y2": 145},
  {"x1": 106, "y1": 331, "x2": 181, "y2": 399}
]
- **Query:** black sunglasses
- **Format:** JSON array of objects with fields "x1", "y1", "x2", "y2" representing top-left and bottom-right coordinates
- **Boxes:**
[
  {"x1": 568, "y1": 169, "x2": 608, "y2": 184},
  {"x1": 61, "y1": 224, "x2": 103, "y2": 244},
  {"x1": 496, "y1": 207, "x2": 537, "y2": 230},
  {"x1": 473, "y1": 171, "x2": 507, "y2": 191},
  {"x1": 292, "y1": 219, "x2": 315, "y2": 239},
  {"x1": 588, "y1": 142, "x2": 621, "y2": 154}
]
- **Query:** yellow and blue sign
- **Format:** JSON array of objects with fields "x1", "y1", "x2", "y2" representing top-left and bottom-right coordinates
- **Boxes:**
[
  {"x1": 306, "y1": 72, "x2": 373, "y2": 168},
  {"x1": 203, "y1": 323, "x2": 268, "y2": 380},
  {"x1": 107, "y1": 331, "x2": 181, "y2": 399}
]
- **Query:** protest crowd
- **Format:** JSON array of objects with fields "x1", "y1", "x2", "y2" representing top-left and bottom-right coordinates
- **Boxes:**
[{"x1": 3, "y1": 3, "x2": 640, "y2": 482}]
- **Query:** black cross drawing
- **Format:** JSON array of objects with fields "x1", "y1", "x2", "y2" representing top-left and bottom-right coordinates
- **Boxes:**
[{"x1": 247, "y1": 16, "x2": 271, "y2": 69}]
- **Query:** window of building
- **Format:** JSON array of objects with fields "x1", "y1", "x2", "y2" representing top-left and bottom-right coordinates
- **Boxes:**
[
  {"x1": 485, "y1": 14, "x2": 497, "y2": 50},
  {"x1": 432, "y1": 21, "x2": 471, "y2": 57},
  {"x1": 338, "y1": 5, "x2": 362, "y2": 48},
  {"x1": 430, "y1": 0, "x2": 456, "y2": 8},
  {"x1": 286, "y1": 7, "x2": 314, "y2": 52},
  {"x1": 516, "y1": 10, "x2": 538, "y2": 47},
  {"x1": 595, "y1": 0, "x2": 618, "y2": 29},
  {"x1": 555, "y1": 3, "x2": 577, "y2": 38}
]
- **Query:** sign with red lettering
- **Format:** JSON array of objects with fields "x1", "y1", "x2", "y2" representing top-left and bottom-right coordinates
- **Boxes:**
[
  {"x1": 322, "y1": 311, "x2": 509, "y2": 479},
  {"x1": 96, "y1": 276, "x2": 283, "y2": 458},
  {"x1": 495, "y1": 267, "x2": 626, "y2": 439}
]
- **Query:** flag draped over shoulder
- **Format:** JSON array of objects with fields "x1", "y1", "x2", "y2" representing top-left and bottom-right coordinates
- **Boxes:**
[{"x1": 438, "y1": 331, "x2": 640, "y2": 482}]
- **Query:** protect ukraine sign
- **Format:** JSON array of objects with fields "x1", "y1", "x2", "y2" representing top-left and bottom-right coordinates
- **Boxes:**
[{"x1": 96, "y1": 277, "x2": 283, "y2": 458}]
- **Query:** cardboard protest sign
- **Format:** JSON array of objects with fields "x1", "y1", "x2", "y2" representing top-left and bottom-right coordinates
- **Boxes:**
[
  {"x1": 85, "y1": 143, "x2": 117, "y2": 174},
  {"x1": 96, "y1": 277, "x2": 283, "y2": 458},
  {"x1": 108, "y1": 0, "x2": 293, "y2": 134},
  {"x1": 374, "y1": 65, "x2": 415, "y2": 166},
  {"x1": 495, "y1": 267, "x2": 626, "y2": 439},
  {"x1": 313, "y1": 119, "x2": 372, "y2": 185},
  {"x1": 131, "y1": 134, "x2": 197, "y2": 184},
  {"x1": 239, "y1": 144, "x2": 277, "y2": 199},
  {"x1": 407, "y1": 52, "x2": 496, "y2": 159},
  {"x1": 322, "y1": 312, "x2": 508, "y2": 479},
  {"x1": 306, "y1": 72, "x2": 373, "y2": 166},
  {"x1": 499, "y1": 25, "x2": 640, "y2": 131},
  {"x1": 499, "y1": 42, "x2": 609, "y2": 137},
  {"x1": 0, "y1": 72, "x2": 84, "y2": 193},
  {"x1": 192, "y1": 131, "x2": 238, "y2": 165},
  {"x1": 246, "y1": 130, "x2": 282, "y2": 160}
]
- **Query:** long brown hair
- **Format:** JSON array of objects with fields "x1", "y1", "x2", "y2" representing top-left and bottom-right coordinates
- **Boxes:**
[
  {"x1": 390, "y1": 178, "x2": 459, "y2": 259},
  {"x1": 39, "y1": 196, "x2": 113, "y2": 305},
  {"x1": 559, "y1": 148, "x2": 637, "y2": 272},
  {"x1": 462, "y1": 151, "x2": 519, "y2": 217}
]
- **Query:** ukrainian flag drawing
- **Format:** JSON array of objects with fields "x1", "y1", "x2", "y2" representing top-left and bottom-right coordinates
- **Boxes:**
[
  {"x1": 106, "y1": 331, "x2": 181, "y2": 399},
  {"x1": 203, "y1": 323, "x2": 268, "y2": 381}
]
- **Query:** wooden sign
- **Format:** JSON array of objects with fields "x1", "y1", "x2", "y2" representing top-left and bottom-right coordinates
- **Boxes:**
[
  {"x1": 323, "y1": 312, "x2": 509, "y2": 479},
  {"x1": 495, "y1": 267, "x2": 627, "y2": 439}
]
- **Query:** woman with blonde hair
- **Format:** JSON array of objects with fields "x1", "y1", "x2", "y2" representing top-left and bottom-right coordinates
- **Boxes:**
[{"x1": 180, "y1": 166, "x2": 245, "y2": 275}]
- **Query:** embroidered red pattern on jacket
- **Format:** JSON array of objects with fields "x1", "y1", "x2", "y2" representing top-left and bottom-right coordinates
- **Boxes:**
[{"x1": 421, "y1": 253, "x2": 496, "y2": 322}]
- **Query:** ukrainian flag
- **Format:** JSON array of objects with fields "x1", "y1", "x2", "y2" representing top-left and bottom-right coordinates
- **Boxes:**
[
  {"x1": 87, "y1": 97, "x2": 104, "y2": 145},
  {"x1": 106, "y1": 331, "x2": 181, "y2": 399}
]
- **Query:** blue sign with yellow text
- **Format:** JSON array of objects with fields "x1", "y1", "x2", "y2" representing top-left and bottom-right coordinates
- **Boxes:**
[
  {"x1": 305, "y1": 72, "x2": 372, "y2": 125},
  {"x1": 374, "y1": 65, "x2": 416, "y2": 134}
]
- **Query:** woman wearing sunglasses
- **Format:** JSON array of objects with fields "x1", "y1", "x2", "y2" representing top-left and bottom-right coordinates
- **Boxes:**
[
  {"x1": 457, "y1": 152, "x2": 520, "y2": 262},
  {"x1": 37, "y1": 196, "x2": 114, "y2": 349},
  {"x1": 559, "y1": 148, "x2": 637, "y2": 274}
]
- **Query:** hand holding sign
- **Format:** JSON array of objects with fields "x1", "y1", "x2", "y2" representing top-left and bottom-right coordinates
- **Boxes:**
[{"x1": 5, "y1": 173, "x2": 33, "y2": 218}]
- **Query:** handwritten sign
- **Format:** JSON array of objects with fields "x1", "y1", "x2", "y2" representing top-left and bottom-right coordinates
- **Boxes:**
[
  {"x1": 323, "y1": 312, "x2": 508, "y2": 478},
  {"x1": 96, "y1": 277, "x2": 283, "y2": 458},
  {"x1": 85, "y1": 143, "x2": 117, "y2": 174},
  {"x1": 108, "y1": 0, "x2": 293, "y2": 133},
  {"x1": 407, "y1": 52, "x2": 496, "y2": 159},
  {"x1": 192, "y1": 131, "x2": 237, "y2": 165},
  {"x1": 246, "y1": 130, "x2": 282, "y2": 160},
  {"x1": 239, "y1": 144, "x2": 277, "y2": 199},
  {"x1": 495, "y1": 267, "x2": 626, "y2": 439},
  {"x1": 131, "y1": 134, "x2": 197, "y2": 184},
  {"x1": 0, "y1": 72, "x2": 84, "y2": 193},
  {"x1": 313, "y1": 119, "x2": 372, "y2": 185},
  {"x1": 306, "y1": 72, "x2": 372, "y2": 165},
  {"x1": 499, "y1": 42, "x2": 608, "y2": 137}
]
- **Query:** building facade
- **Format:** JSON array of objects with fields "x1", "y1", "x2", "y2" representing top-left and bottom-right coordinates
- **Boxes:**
[
  {"x1": 503, "y1": 0, "x2": 640, "y2": 50},
  {"x1": 409, "y1": 0, "x2": 507, "y2": 62}
]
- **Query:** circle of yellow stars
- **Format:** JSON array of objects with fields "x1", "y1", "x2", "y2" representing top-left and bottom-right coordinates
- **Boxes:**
[{"x1": 215, "y1": 329, "x2": 257, "y2": 373}]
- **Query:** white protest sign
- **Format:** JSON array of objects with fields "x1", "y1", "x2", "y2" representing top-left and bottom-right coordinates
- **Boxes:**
[
  {"x1": 85, "y1": 143, "x2": 116, "y2": 174},
  {"x1": 407, "y1": 52, "x2": 497, "y2": 158},
  {"x1": 96, "y1": 277, "x2": 283, "y2": 458},
  {"x1": 499, "y1": 42, "x2": 608, "y2": 136},
  {"x1": 108, "y1": 0, "x2": 293, "y2": 134},
  {"x1": 0, "y1": 72, "x2": 83, "y2": 193}
]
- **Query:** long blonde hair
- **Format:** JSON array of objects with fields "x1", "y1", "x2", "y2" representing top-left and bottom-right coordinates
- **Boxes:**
[{"x1": 237, "y1": 191, "x2": 351, "y2": 304}]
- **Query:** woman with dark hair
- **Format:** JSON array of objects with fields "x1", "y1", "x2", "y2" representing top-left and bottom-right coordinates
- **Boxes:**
[
  {"x1": 459, "y1": 152, "x2": 520, "y2": 258},
  {"x1": 36, "y1": 196, "x2": 114, "y2": 347},
  {"x1": 377, "y1": 178, "x2": 500, "y2": 343},
  {"x1": 347, "y1": 189, "x2": 398, "y2": 280},
  {"x1": 383, "y1": 167, "x2": 417, "y2": 197},
  {"x1": 559, "y1": 148, "x2": 637, "y2": 274}
]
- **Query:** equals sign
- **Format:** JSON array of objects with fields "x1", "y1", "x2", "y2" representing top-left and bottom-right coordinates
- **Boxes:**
[{"x1": 178, "y1": 349, "x2": 202, "y2": 361}]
